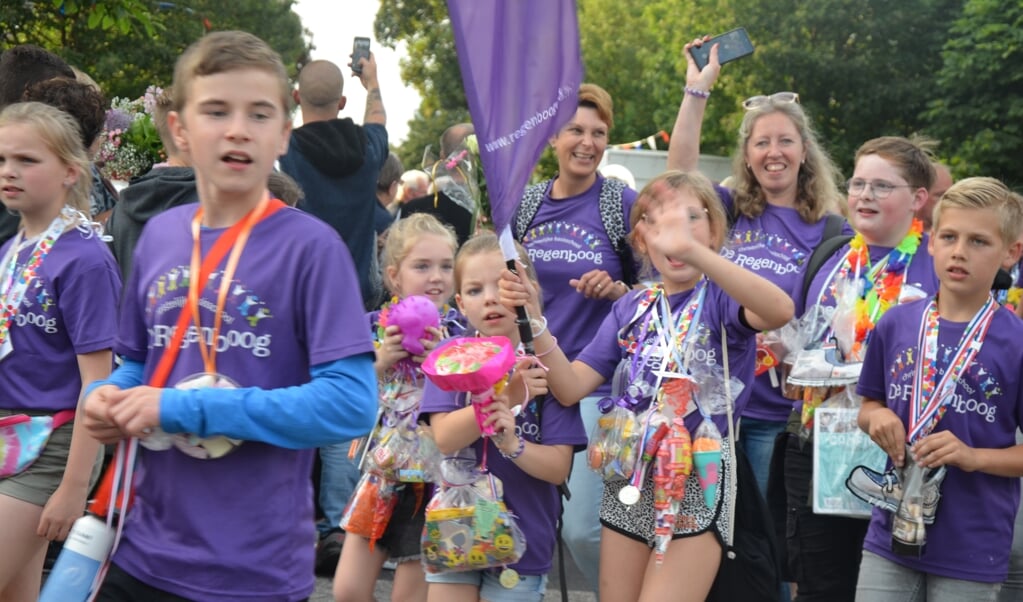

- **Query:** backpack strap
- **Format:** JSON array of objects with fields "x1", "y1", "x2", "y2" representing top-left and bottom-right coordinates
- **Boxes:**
[
  {"x1": 597, "y1": 177, "x2": 638, "y2": 285},
  {"x1": 820, "y1": 212, "x2": 846, "y2": 241},
  {"x1": 800, "y1": 215, "x2": 853, "y2": 308},
  {"x1": 512, "y1": 180, "x2": 551, "y2": 242}
]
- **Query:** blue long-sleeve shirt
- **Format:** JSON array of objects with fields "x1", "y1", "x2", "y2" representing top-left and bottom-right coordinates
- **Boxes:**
[{"x1": 86, "y1": 354, "x2": 376, "y2": 449}]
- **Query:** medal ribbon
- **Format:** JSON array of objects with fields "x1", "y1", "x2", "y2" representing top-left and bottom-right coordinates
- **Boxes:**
[
  {"x1": 908, "y1": 295, "x2": 998, "y2": 443},
  {"x1": 0, "y1": 215, "x2": 67, "y2": 352}
]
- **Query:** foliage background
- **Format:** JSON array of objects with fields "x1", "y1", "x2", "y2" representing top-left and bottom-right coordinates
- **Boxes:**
[{"x1": 3, "y1": 0, "x2": 1021, "y2": 187}]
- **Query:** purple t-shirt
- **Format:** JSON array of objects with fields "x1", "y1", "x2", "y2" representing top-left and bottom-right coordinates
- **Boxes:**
[
  {"x1": 113, "y1": 205, "x2": 374, "y2": 601},
  {"x1": 857, "y1": 299, "x2": 1023, "y2": 582},
  {"x1": 420, "y1": 351, "x2": 586, "y2": 576},
  {"x1": 720, "y1": 189, "x2": 854, "y2": 421},
  {"x1": 521, "y1": 175, "x2": 637, "y2": 398},
  {"x1": 576, "y1": 284, "x2": 757, "y2": 436},
  {"x1": 0, "y1": 229, "x2": 120, "y2": 411}
]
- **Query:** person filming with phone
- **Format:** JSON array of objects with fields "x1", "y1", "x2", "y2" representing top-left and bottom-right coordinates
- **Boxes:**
[
  {"x1": 277, "y1": 44, "x2": 389, "y2": 576},
  {"x1": 668, "y1": 33, "x2": 850, "y2": 602}
]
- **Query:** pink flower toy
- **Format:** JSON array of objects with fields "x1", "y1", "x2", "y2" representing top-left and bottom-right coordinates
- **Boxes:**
[{"x1": 422, "y1": 337, "x2": 516, "y2": 436}]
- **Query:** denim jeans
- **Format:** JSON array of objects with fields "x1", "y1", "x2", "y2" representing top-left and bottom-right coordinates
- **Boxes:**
[
  {"x1": 560, "y1": 396, "x2": 602, "y2": 593},
  {"x1": 739, "y1": 416, "x2": 788, "y2": 497},
  {"x1": 317, "y1": 441, "x2": 360, "y2": 537},
  {"x1": 997, "y1": 432, "x2": 1023, "y2": 601},
  {"x1": 857, "y1": 550, "x2": 1000, "y2": 602}
]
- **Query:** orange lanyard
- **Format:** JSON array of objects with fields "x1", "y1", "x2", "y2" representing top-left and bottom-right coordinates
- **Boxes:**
[{"x1": 187, "y1": 196, "x2": 270, "y2": 375}]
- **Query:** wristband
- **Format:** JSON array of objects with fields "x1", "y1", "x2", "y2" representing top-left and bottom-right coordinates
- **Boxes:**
[
  {"x1": 535, "y1": 336, "x2": 559, "y2": 358},
  {"x1": 616, "y1": 280, "x2": 630, "y2": 293},
  {"x1": 500, "y1": 436, "x2": 526, "y2": 460},
  {"x1": 684, "y1": 86, "x2": 711, "y2": 99},
  {"x1": 529, "y1": 316, "x2": 548, "y2": 338}
]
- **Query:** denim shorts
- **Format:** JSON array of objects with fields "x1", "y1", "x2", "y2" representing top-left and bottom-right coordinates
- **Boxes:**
[{"x1": 426, "y1": 569, "x2": 548, "y2": 602}]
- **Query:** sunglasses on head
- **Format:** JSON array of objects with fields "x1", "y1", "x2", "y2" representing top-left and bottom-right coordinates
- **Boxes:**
[{"x1": 742, "y1": 91, "x2": 800, "y2": 111}]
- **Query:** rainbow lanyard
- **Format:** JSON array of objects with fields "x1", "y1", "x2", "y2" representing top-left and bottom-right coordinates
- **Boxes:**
[
  {"x1": 0, "y1": 215, "x2": 67, "y2": 357},
  {"x1": 836, "y1": 220, "x2": 923, "y2": 354},
  {"x1": 908, "y1": 295, "x2": 998, "y2": 443},
  {"x1": 619, "y1": 282, "x2": 707, "y2": 367}
]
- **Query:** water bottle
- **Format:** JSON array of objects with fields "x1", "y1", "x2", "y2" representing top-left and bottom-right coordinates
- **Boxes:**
[{"x1": 39, "y1": 514, "x2": 114, "y2": 602}]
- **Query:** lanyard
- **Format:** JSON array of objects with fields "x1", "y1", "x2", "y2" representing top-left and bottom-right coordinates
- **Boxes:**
[
  {"x1": 0, "y1": 215, "x2": 67, "y2": 354},
  {"x1": 908, "y1": 296, "x2": 998, "y2": 443},
  {"x1": 149, "y1": 197, "x2": 285, "y2": 388},
  {"x1": 89, "y1": 197, "x2": 286, "y2": 521},
  {"x1": 188, "y1": 196, "x2": 271, "y2": 375}
]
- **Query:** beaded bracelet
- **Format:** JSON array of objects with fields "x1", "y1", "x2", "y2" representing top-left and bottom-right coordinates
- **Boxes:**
[
  {"x1": 500, "y1": 436, "x2": 526, "y2": 460},
  {"x1": 684, "y1": 86, "x2": 711, "y2": 99}
]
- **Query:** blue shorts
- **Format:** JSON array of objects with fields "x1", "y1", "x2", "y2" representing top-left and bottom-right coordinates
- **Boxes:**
[{"x1": 426, "y1": 569, "x2": 548, "y2": 602}]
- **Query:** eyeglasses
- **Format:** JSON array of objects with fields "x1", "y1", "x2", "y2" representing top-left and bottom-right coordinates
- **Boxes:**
[
  {"x1": 845, "y1": 178, "x2": 913, "y2": 199},
  {"x1": 742, "y1": 91, "x2": 800, "y2": 111}
]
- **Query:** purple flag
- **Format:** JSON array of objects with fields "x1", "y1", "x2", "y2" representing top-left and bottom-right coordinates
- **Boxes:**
[{"x1": 447, "y1": 0, "x2": 583, "y2": 242}]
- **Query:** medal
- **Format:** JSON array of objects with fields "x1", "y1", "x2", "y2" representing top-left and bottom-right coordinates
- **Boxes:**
[
  {"x1": 618, "y1": 484, "x2": 641, "y2": 505},
  {"x1": 499, "y1": 567, "x2": 520, "y2": 589}
]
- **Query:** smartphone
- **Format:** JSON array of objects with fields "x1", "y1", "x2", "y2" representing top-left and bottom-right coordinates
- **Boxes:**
[
  {"x1": 690, "y1": 27, "x2": 754, "y2": 71},
  {"x1": 352, "y1": 37, "x2": 371, "y2": 75}
]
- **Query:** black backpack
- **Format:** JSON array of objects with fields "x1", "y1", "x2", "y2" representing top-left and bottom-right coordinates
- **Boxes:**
[
  {"x1": 706, "y1": 442, "x2": 784, "y2": 602},
  {"x1": 513, "y1": 178, "x2": 638, "y2": 285}
]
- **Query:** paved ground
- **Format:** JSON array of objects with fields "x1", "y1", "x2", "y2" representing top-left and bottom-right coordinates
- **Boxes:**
[{"x1": 311, "y1": 550, "x2": 597, "y2": 601}]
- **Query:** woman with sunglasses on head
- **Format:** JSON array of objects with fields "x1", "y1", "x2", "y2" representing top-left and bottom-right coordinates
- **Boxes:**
[{"x1": 668, "y1": 39, "x2": 847, "y2": 499}]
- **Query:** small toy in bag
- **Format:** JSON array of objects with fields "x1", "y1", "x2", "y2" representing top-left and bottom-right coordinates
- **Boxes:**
[
  {"x1": 363, "y1": 417, "x2": 418, "y2": 480},
  {"x1": 422, "y1": 336, "x2": 516, "y2": 436},
  {"x1": 587, "y1": 404, "x2": 640, "y2": 482},
  {"x1": 340, "y1": 473, "x2": 399, "y2": 550},
  {"x1": 421, "y1": 458, "x2": 526, "y2": 577},
  {"x1": 387, "y1": 295, "x2": 441, "y2": 356},
  {"x1": 692, "y1": 419, "x2": 723, "y2": 509},
  {"x1": 141, "y1": 372, "x2": 242, "y2": 459}
]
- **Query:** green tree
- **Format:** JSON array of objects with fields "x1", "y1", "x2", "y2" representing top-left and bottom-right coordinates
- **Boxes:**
[
  {"x1": 0, "y1": 0, "x2": 156, "y2": 48},
  {"x1": 2, "y1": 1, "x2": 311, "y2": 102},
  {"x1": 376, "y1": 0, "x2": 469, "y2": 170},
  {"x1": 924, "y1": 0, "x2": 1023, "y2": 187},
  {"x1": 724, "y1": 0, "x2": 962, "y2": 170}
]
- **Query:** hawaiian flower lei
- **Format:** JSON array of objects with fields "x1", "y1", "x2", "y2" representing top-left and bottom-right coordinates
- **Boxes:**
[{"x1": 844, "y1": 218, "x2": 924, "y2": 356}]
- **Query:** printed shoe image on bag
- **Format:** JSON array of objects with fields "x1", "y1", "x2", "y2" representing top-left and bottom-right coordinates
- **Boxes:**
[
  {"x1": 847, "y1": 464, "x2": 902, "y2": 513},
  {"x1": 846, "y1": 455, "x2": 946, "y2": 524}
]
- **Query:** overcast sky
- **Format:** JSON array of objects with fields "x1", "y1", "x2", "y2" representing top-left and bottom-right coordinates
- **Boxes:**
[{"x1": 292, "y1": 0, "x2": 421, "y2": 143}]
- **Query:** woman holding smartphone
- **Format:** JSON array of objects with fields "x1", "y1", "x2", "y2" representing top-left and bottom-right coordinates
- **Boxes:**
[{"x1": 667, "y1": 36, "x2": 848, "y2": 600}]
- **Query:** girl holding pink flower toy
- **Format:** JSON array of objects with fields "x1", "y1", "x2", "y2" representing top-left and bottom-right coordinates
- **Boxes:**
[
  {"x1": 334, "y1": 213, "x2": 465, "y2": 602},
  {"x1": 501, "y1": 170, "x2": 794, "y2": 601},
  {"x1": 420, "y1": 232, "x2": 586, "y2": 602}
]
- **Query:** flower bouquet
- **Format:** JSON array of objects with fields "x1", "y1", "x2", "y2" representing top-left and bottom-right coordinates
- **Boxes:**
[{"x1": 96, "y1": 86, "x2": 166, "y2": 182}]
